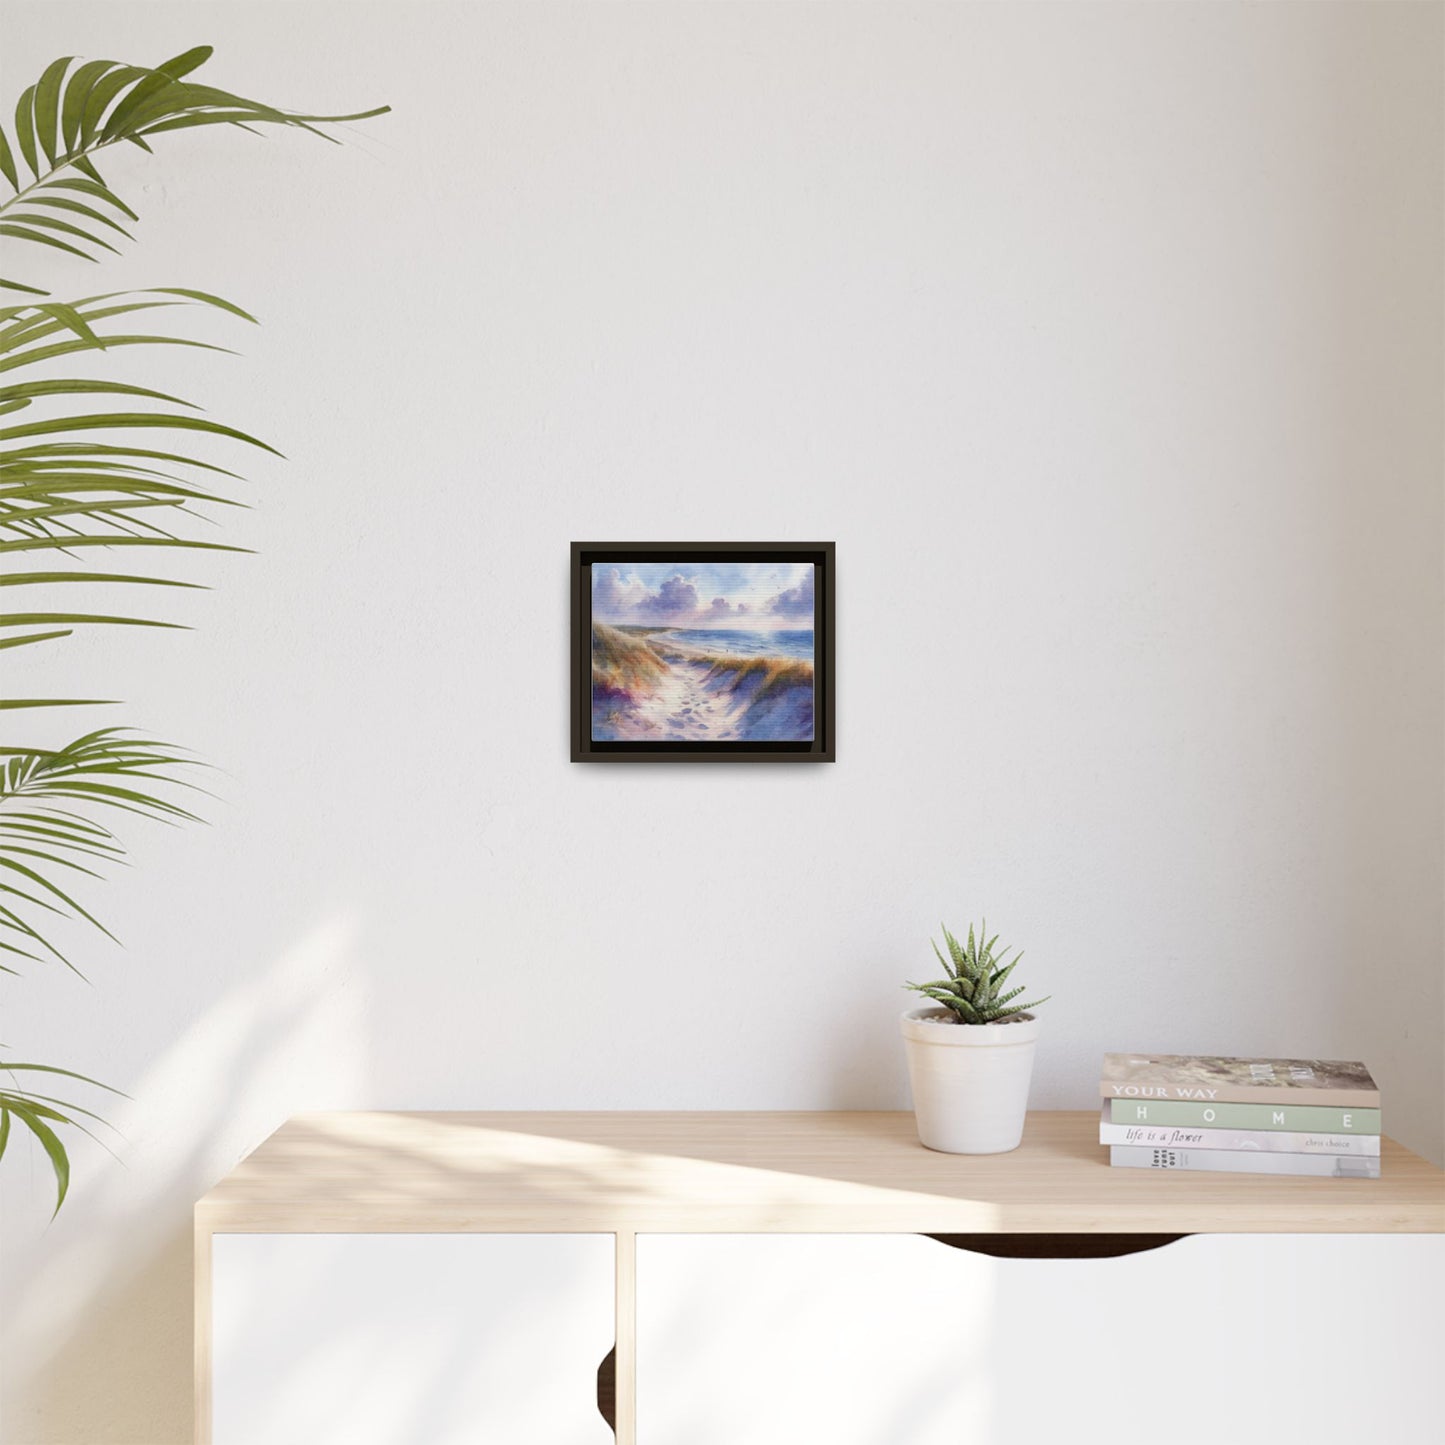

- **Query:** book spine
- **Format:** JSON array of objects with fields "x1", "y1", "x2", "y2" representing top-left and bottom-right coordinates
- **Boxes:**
[
  {"x1": 1099, "y1": 1121, "x2": 1380, "y2": 1156},
  {"x1": 1110, "y1": 1146, "x2": 1380, "y2": 1179},
  {"x1": 1099, "y1": 1082, "x2": 1379, "y2": 1108},
  {"x1": 1108, "y1": 1099, "x2": 1380, "y2": 1133}
]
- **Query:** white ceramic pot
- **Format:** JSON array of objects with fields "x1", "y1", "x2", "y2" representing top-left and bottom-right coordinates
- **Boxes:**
[{"x1": 900, "y1": 1006, "x2": 1041, "y2": 1154}]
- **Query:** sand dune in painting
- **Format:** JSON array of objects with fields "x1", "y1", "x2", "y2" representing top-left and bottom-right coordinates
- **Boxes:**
[{"x1": 591, "y1": 623, "x2": 814, "y2": 742}]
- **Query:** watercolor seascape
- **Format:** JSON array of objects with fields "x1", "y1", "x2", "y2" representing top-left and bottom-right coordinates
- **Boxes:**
[{"x1": 591, "y1": 562, "x2": 815, "y2": 742}]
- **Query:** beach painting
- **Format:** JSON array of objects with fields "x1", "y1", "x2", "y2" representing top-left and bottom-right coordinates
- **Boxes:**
[{"x1": 589, "y1": 559, "x2": 817, "y2": 744}]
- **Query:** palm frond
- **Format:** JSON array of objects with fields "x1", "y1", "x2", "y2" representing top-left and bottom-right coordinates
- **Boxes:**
[
  {"x1": 1, "y1": 47, "x2": 388, "y2": 294},
  {"x1": 0, "y1": 288, "x2": 264, "y2": 713},
  {"x1": 0, "y1": 45, "x2": 386, "y2": 1215},
  {"x1": 0, "y1": 729, "x2": 202, "y2": 974},
  {"x1": 0, "y1": 1059, "x2": 126, "y2": 1213}
]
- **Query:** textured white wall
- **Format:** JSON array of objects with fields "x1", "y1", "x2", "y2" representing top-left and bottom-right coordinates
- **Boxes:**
[{"x1": 2, "y1": 2, "x2": 1441, "y2": 1441}]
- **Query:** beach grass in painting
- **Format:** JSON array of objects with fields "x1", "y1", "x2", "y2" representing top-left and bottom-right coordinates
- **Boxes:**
[{"x1": 591, "y1": 562, "x2": 815, "y2": 742}]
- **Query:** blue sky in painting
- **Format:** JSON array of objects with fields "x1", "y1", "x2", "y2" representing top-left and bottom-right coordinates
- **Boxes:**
[{"x1": 593, "y1": 561, "x2": 813, "y2": 628}]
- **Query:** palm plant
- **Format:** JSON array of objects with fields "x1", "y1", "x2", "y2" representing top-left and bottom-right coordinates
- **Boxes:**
[
  {"x1": 906, "y1": 922, "x2": 1050, "y2": 1025},
  {"x1": 0, "y1": 46, "x2": 386, "y2": 1210}
]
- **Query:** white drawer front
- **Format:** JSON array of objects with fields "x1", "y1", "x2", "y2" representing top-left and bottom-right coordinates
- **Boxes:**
[
  {"x1": 636, "y1": 1233, "x2": 1444, "y2": 1445},
  {"x1": 212, "y1": 1232, "x2": 614, "y2": 1445}
]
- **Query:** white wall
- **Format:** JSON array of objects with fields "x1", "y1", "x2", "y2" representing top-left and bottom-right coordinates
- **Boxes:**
[{"x1": 2, "y1": 2, "x2": 1441, "y2": 1440}]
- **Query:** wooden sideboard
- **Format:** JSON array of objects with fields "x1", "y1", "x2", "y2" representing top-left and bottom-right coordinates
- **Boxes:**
[{"x1": 195, "y1": 1110, "x2": 1445, "y2": 1444}]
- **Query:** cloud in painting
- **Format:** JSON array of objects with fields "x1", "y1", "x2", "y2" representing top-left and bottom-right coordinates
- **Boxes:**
[
  {"x1": 769, "y1": 566, "x2": 814, "y2": 617},
  {"x1": 592, "y1": 567, "x2": 648, "y2": 617},
  {"x1": 637, "y1": 573, "x2": 701, "y2": 620},
  {"x1": 592, "y1": 561, "x2": 814, "y2": 628}
]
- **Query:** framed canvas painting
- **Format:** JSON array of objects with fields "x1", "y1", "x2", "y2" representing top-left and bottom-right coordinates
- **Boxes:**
[{"x1": 571, "y1": 542, "x2": 835, "y2": 762}]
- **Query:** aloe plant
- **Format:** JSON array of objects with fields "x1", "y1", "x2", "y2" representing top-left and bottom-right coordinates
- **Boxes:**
[
  {"x1": 0, "y1": 46, "x2": 386, "y2": 1211},
  {"x1": 906, "y1": 922, "x2": 1050, "y2": 1025}
]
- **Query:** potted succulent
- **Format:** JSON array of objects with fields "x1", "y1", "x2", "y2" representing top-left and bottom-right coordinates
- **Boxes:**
[{"x1": 901, "y1": 922, "x2": 1050, "y2": 1154}]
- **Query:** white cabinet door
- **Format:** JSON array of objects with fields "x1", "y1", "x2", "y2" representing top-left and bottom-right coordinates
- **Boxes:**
[
  {"x1": 213, "y1": 1233, "x2": 615, "y2": 1445},
  {"x1": 636, "y1": 1233, "x2": 1444, "y2": 1445}
]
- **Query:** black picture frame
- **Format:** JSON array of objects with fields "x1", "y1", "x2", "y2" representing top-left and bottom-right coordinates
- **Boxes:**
[{"x1": 572, "y1": 541, "x2": 836, "y2": 763}]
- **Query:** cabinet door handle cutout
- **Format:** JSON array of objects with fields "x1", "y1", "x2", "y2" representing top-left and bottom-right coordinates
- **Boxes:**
[
  {"x1": 925, "y1": 1233, "x2": 1189, "y2": 1259},
  {"x1": 596, "y1": 1344, "x2": 616, "y2": 1434}
]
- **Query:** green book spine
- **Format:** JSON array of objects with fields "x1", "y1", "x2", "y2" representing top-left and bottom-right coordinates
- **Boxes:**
[{"x1": 1108, "y1": 1098, "x2": 1381, "y2": 1133}]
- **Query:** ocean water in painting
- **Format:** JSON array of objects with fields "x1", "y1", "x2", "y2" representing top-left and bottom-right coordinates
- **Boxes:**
[
  {"x1": 657, "y1": 628, "x2": 814, "y2": 660},
  {"x1": 591, "y1": 563, "x2": 815, "y2": 743}
]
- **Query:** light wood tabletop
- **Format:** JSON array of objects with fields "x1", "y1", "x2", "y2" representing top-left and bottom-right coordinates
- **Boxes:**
[
  {"x1": 194, "y1": 1110, "x2": 1445, "y2": 1443},
  {"x1": 195, "y1": 1109, "x2": 1445, "y2": 1235}
]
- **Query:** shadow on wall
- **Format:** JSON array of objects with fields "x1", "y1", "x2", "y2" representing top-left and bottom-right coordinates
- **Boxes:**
[{"x1": 3, "y1": 916, "x2": 366, "y2": 1445}]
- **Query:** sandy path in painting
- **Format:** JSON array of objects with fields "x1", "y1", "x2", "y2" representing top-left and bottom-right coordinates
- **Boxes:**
[
  {"x1": 622, "y1": 659, "x2": 740, "y2": 741},
  {"x1": 590, "y1": 622, "x2": 813, "y2": 741}
]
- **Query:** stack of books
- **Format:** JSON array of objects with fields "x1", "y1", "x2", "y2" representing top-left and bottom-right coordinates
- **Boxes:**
[{"x1": 1099, "y1": 1053, "x2": 1381, "y2": 1178}]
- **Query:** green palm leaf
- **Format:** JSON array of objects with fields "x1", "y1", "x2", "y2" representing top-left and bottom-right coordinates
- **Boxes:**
[
  {"x1": 0, "y1": 47, "x2": 388, "y2": 295},
  {"x1": 4, "y1": 1103, "x2": 70, "y2": 1213},
  {"x1": 0, "y1": 730, "x2": 201, "y2": 975},
  {"x1": 0, "y1": 290, "x2": 262, "y2": 712},
  {"x1": 0, "y1": 1060, "x2": 126, "y2": 1214},
  {"x1": 0, "y1": 45, "x2": 385, "y2": 1213}
]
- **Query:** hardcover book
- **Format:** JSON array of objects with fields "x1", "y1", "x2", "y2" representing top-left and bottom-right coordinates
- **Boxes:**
[
  {"x1": 1097, "y1": 1105, "x2": 1380, "y2": 1156},
  {"x1": 1110, "y1": 1145, "x2": 1380, "y2": 1179},
  {"x1": 1108, "y1": 1098, "x2": 1380, "y2": 1133},
  {"x1": 1099, "y1": 1053, "x2": 1378, "y2": 1107}
]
